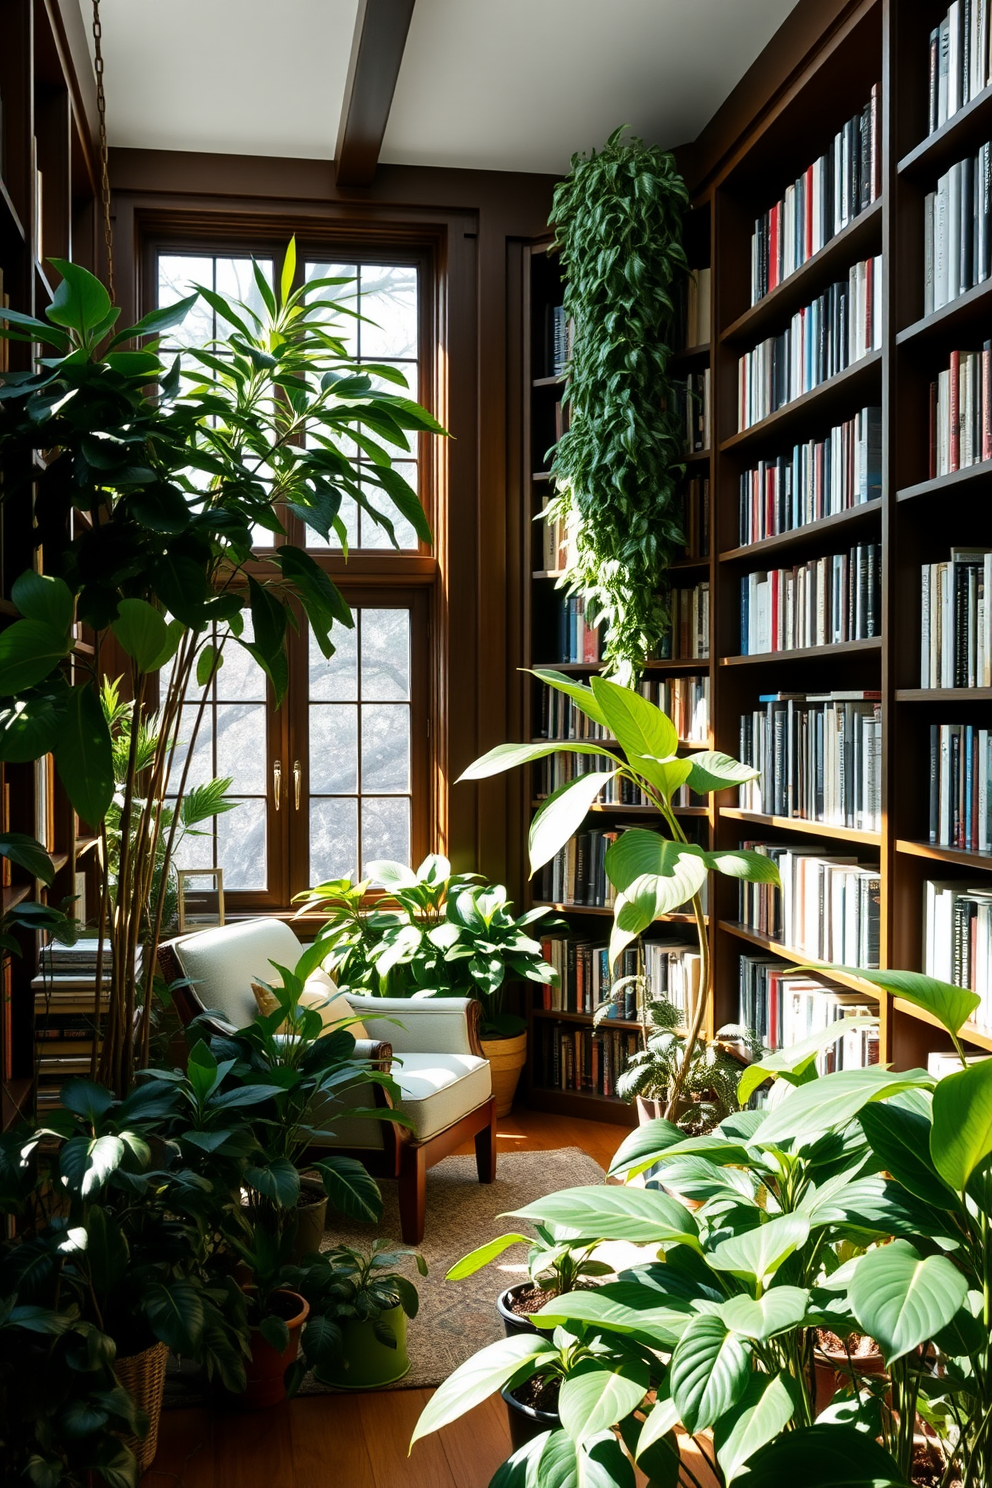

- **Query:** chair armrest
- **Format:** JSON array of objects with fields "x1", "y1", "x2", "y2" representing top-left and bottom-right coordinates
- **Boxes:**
[
  {"x1": 352, "y1": 1038, "x2": 393, "y2": 1070},
  {"x1": 344, "y1": 995, "x2": 485, "y2": 1057}
]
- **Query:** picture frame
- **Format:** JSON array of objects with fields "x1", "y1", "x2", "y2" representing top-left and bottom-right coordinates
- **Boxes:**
[{"x1": 176, "y1": 868, "x2": 225, "y2": 932}]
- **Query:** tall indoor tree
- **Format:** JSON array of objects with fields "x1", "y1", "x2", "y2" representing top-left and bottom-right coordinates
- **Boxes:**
[{"x1": 0, "y1": 244, "x2": 444, "y2": 1094}]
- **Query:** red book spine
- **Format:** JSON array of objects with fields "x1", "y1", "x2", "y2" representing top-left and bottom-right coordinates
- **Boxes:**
[{"x1": 950, "y1": 350, "x2": 961, "y2": 472}]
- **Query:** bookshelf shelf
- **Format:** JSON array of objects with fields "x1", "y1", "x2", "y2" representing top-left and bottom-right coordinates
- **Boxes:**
[
  {"x1": 532, "y1": 799, "x2": 708, "y2": 818},
  {"x1": 670, "y1": 556, "x2": 710, "y2": 572},
  {"x1": 533, "y1": 659, "x2": 710, "y2": 674},
  {"x1": 719, "y1": 636, "x2": 882, "y2": 667},
  {"x1": 718, "y1": 921, "x2": 882, "y2": 1000},
  {"x1": 532, "y1": 570, "x2": 564, "y2": 579},
  {"x1": 720, "y1": 352, "x2": 882, "y2": 458},
  {"x1": 684, "y1": 448, "x2": 711, "y2": 466},
  {"x1": 720, "y1": 808, "x2": 880, "y2": 846},
  {"x1": 3, "y1": 885, "x2": 32, "y2": 913},
  {"x1": 896, "y1": 461, "x2": 992, "y2": 504},
  {"x1": 672, "y1": 342, "x2": 711, "y2": 368},
  {"x1": 532, "y1": 375, "x2": 564, "y2": 388},
  {"x1": 895, "y1": 688, "x2": 992, "y2": 701},
  {"x1": 898, "y1": 79, "x2": 992, "y2": 179},
  {"x1": 526, "y1": 1084, "x2": 636, "y2": 1124},
  {"x1": 895, "y1": 276, "x2": 992, "y2": 349},
  {"x1": 720, "y1": 198, "x2": 883, "y2": 348},
  {"x1": 718, "y1": 500, "x2": 882, "y2": 565},
  {"x1": 534, "y1": 902, "x2": 703, "y2": 925},
  {"x1": 532, "y1": 470, "x2": 552, "y2": 481},
  {"x1": 891, "y1": 998, "x2": 992, "y2": 1053},
  {"x1": 533, "y1": 1008, "x2": 643, "y2": 1031},
  {"x1": 896, "y1": 839, "x2": 992, "y2": 872}
]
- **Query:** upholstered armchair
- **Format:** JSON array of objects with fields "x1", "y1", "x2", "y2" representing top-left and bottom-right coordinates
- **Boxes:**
[{"x1": 157, "y1": 917, "x2": 497, "y2": 1244}]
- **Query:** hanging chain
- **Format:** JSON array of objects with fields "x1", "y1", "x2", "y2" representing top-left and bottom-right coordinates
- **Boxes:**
[{"x1": 91, "y1": 0, "x2": 115, "y2": 304}]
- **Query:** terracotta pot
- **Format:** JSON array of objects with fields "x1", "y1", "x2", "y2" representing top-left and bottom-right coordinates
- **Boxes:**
[
  {"x1": 115, "y1": 1339, "x2": 168, "y2": 1473},
  {"x1": 241, "y1": 1289, "x2": 310, "y2": 1409},
  {"x1": 814, "y1": 1344, "x2": 886, "y2": 1414},
  {"x1": 291, "y1": 1179, "x2": 328, "y2": 1262},
  {"x1": 501, "y1": 1382, "x2": 560, "y2": 1452},
  {"x1": 482, "y1": 1031, "x2": 527, "y2": 1117}
]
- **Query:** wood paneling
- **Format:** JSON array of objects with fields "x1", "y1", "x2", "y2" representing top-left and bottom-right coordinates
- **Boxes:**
[{"x1": 335, "y1": 0, "x2": 417, "y2": 188}]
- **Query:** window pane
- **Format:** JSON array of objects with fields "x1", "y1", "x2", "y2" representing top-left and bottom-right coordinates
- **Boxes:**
[
  {"x1": 217, "y1": 618, "x2": 265, "y2": 702},
  {"x1": 215, "y1": 257, "x2": 273, "y2": 330},
  {"x1": 171, "y1": 708, "x2": 213, "y2": 790},
  {"x1": 217, "y1": 799, "x2": 267, "y2": 891},
  {"x1": 361, "y1": 703, "x2": 410, "y2": 793},
  {"x1": 359, "y1": 265, "x2": 418, "y2": 359},
  {"x1": 362, "y1": 797, "x2": 411, "y2": 867},
  {"x1": 158, "y1": 255, "x2": 214, "y2": 348},
  {"x1": 360, "y1": 463, "x2": 419, "y2": 550},
  {"x1": 310, "y1": 622, "x2": 358, "y2": 701},
  {"x1": 311, "y1": 797, "x2": 359, "y2": 883},
  {"x1": 215, "y1": 704, "x2": 267, "y2": 794},
  {"x1": 310, "y1": 704, "x2": 358, "y2": 793},
  {"x1": 361, "y1": 609, "x2": 410, "y2": 701},
  {"x1": 172, "y1": 825, "x2": 214, "y2": 871},
  {"x1": 305, "y1": 262, "x2": 359, "y2": 356}
]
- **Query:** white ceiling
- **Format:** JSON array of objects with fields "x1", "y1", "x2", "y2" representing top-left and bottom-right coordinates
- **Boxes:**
[{"x1": 93, "y1": 0, "x2": 800, "y2": 174}]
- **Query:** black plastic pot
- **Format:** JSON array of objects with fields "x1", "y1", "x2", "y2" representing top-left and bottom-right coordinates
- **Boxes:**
[
  {"x1": 497, "y1": 1283, "x2": 553, "y2": 1340},
  {"x1": 500, "y1": 1383, "x2": 560, "y2": 1451}
]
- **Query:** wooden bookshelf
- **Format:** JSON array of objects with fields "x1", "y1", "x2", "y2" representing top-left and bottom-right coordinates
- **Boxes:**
[{"x1": 0, "y1": 1, "x2": 97, "y2": 1125}]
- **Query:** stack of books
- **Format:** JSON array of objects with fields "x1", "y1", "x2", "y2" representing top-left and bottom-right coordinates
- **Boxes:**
[
  {"x1": 737, "y1": 256, "x2": 883, "y2": 432},
  {"x1": 677, "y1": 476, "x2": 710, "y2": 559},
  {"x1": 927, "y1": 5, "x2": 991, "y2": 136},
  {"x1": 739, "y1": 953, "x2": 879, "y2": 1066},
  {"x1": 538, "y1": 936, "x2": 700, "y2": 1020},
  {"x1": 683, "y1": 267, "x2": 711, "y2": 348},
  {"x1": 533, "y1": 1020, "x2": 642, "y2": 1098},
  {"x1": 925, "y1": 878, "x2": 992, "y2": 1022},
  {"x1": 920, "y1": 547, "x2": 992, "y2": 687},
  {"x1": 739, "y1": 691, "x2": 882, "y2": 831},
  {"x1": 659, "y1": 582, "x2": 709, "y2": 660},
  {"x1": 924, "y1": 143, "x2": 992, "y2": 314},
  {"x1": 750, "y1": 86, "x2": 881, "y2": 306},
  {"x1": 673, "y1": 371, "x2": 711, "y2": 453},
  {"x1": 738, "y1": 407, "x2": 881, "y2": 546},
  {"x1": 739, "y1": 544, "x2": 880, "y2": 654},
  {"x1": 928, "y1": 724, "x2": 992, "y2": 849},
  {"x1": 927, "y1": 348, "x2": 992, "y2": 478},
  {"x1": 538, "y1": 687, "x2": 611, "y2": 742},
  {"x1": 738, "y1": 840, "x2": 881, "y2": 967},
  {"x1": 553, "y1": 596, "x2": 603, "y2": 664},
  {"x1": 33, "y1": 939, "x2": 134, "y2": 1102}
]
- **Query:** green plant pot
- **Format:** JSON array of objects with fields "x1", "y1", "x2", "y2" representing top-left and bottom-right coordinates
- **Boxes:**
[{"x1": 317, "y1": 1305, "x2": 410, "y2": 1390}]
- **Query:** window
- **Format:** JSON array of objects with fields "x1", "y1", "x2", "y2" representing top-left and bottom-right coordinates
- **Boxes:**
[{"x1": 154, "y1": 244, "x2": 436, "y2": 909}]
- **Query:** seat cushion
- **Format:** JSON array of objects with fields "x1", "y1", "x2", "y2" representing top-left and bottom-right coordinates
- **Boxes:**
[
  {"x1": 170, "y1": 918, "x2": 305, "y2": 1030},
  {"x1": 393, "y1": 1053, "x2": 492, "y2": 1141}
]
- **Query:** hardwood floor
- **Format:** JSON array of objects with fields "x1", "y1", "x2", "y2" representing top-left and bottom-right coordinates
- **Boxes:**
[{"x1": 142, "y1": 1110, "x2": 630, "y2": 1488}]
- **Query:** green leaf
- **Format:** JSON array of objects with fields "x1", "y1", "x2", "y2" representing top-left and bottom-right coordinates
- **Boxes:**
[
  {"x1": 84, "y1": 1205, "x2": 129, "y2": 1295},
  {"x1": 683, "y1": 751, "x2": 759, "y2": 795},
  {"x1": 410, "y1": 1334, "x2": 557, "y2": 1445},
  {"x1": 589, "y1": 675, "x2": 678, "y2": 761},
  {"x1": 708, "y1": 1214, "x2": 810, "y2": 1287},
  {"x1": 608, "y1": 851, "x2": 708, "y2": 967},
  {"x1": 529, "y1": 771, "x2": 617, "y2": 874},
  {"x1": 281, "y1": 238, "x2": 297, "y2": 306},
  {"x1": 930, "y1": 1056, "x2": 992, "y2": 1191},
  {"x1": 490, "y1": 1429, "x2": 636, "y2": 1488},
  {"x1": 59, "y1": 1135, "x2": 125, "y2": 1198},
  {"x1": 315, "y1": 1156, "x2": 383, "y2": 1223},
  {"x1": 458, "y1": 740, "x2": 619, "y2": 782},
  {"x1": 801, "y1": 966, "x2": 980, "y2": 1040},
  {"x1": 533, "y1": 1285, "x2": 692, "y2": 1348},
  {"x1": 738, "y1": 1426, "x2": 908, "y2": 1488},
  {"x1": 633, "y1": 1385, "x2": 681, "y2": 1461},
  {"x1": 0, "y1": 832, "x2": 55, "y2": 885},
  {"x1": 858, "y1": 1102, "x2": 958, "y2": 1209},
  {"x1": 754, "y1": 1066, "x2": 933, "y2": 1147},
  {"x1": 107, "y1": 292, "x2": 199, "y2": 347},
  {"x1": 607, "y1": 1116, "x2": 686, "y2": 1178},
  {"x1": 142, "y1": 1279, "x2": 204, "y2": 1354},
  {"x1": 244, "y1": 1157, "x2": 300, "y2": 1208},
  {"x1": 11, "y1": 572, "x2": 73, "y2": 633},
  {"x1": 260, "y1": 1314, "x2": 290, "y2": 1353},
  {"x1": 718, "y1": 1287, "x2": 810, "y2": 1340},
  {"x1": 0, "y1": 619, "x2": 70, "y2": 694},
  {"x1": 738, "y1": 1016, "x2": 879, "y2": 1105},
  {"x1": 446, "y1": 1233, "x2": 530, "y2": 1280},
  {"x1": 111, "y1": 599, "x2": 169, "y2": 673},
  {"x1": 54, "y1": 685, "x2": 114, "y2": 826},
  {"x1": 670, "y1": 1313, "x2": 751, "y2": 1434},
  {"x1": 507, "y1": 1185, "x2": 699, "y2": 1246},
  {"x1": 47, "y1": 258, "x2": 112, "y2": 335},
  {"x1": 605, "y1": 830, "x2": 704, "y2": 894},
  {"x1": 848, "y1": 1239, "x2": 968, "y2": 1364},
  {"x1": 559, "y1": 1358, "x2": 649, "y2": 1444},
  {"x1": 714, "y1": 1373, "x2": 797, "y2": 1483},
  {"x1": 196, "y1": 644, "x2": 222, "y2": 687},
  {"x1": 0, "y1": 689, "x2": 67, "y2": 763},
  {"x1": 530, "y1": 669, "x2": 609, "y2": 729},
  {"x1": 60, "y1": 1079, "x2": 114, "y2": 1122},
  {"x1": 705, "y1": 849, "x2": 781, "y2": 885}
]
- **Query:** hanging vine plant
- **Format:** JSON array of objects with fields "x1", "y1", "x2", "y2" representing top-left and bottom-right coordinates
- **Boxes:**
[{"x1": 547, "y1": 126, "x2": 690, "y2": 682}]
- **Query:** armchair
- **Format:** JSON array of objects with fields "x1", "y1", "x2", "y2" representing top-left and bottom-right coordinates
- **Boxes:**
[{"x1": 157, "y1": 918, "x2": 497, "y2": 1244}]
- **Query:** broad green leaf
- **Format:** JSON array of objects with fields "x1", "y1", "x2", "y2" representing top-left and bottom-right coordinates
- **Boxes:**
[
  {"x1": 107, "y1": 292, "x2": 198, "y2": 347},
  {"x1": 930, "y1": 1056, "x2": 992, "y2": 1191},
  {"x1": 754, "y1": 1067, "x2": 933, "y2": 1147},
  {"x1": 559, "y1": 1358, "x2": 649, "y2": 1444},
  {"x1": 141, "y1": 1279, "x2": 204, "y2": 1355},
  {"x1": 47, "y1": 258, "x2": 111, "y2": 335},
  {"x1": 244, "y1": 1157, "x2": 300, "y2": 1209},
  {"x1": 281, "y1": 237, "x2": 297, "y2": 306},
  {"x1": 589, "y1": 675, "x2": 678, "y2": 761},
  {"x1": 858, "y1": 1102, "x2": 958, "y2": 1209},
  {"x1": 605, "y1": 830, "x2": 706, "y2": 893},
  {"x1": 530, "y1": 669, "x2": 608, "y2": 729},
  {"x1": 314, "y1": 1156, "x2": 383, "y2": 1224},
  {"x1": 60, "y1": 1080, "x2": 114, "y2": 1122},
  {"x1": 0, "y1": 619, "x2": 69, "y2": 694},
  {"x1": 608, "y1": 858, "x2": 707, "y2": 968},
  {"x1": 196, "y1": 644, "x2": 222, "y2": 687},
  {"x1": 458, "y1": 740, "x2": 620, "y2": 782},
  {"x1": 633, "y1": 1385, "x2": 681, "y2": 1460},
  {"x1": 709, "y1": 1214, "x2": 810, "y2": 1287},
  {"x1": 533, "y1": 1284, "x2": 693, "y2": 1347},
  {"x1": 446, "y1": 1233, "x2": 530, "y2": 1280},
  {"x1": 738, "y1": 1017, "x2": 878, "y2": 1105},
  {"x1": 607, "y1": 1116, "x2": 685, "y2": 1178},
  {"x1": 714, "y1": 1374, "x2": 797, "y2": 1482},
  {"x1": 739, "y1": 1425, "x2": 908, "y2": 1488},
  {"x1": 849, "y1": 1239, "x2": 968, "y2": 1364},
  {"x1": 684, "y1": 751, "x2": 759, "y2": 795},
  {"x1": 0, "y1": 690, "x2": 67, "y2": 763},
  {"x1": 489, "y1": 1429, "x2": 636, "y2": 1488},
  {"x1": 637, "y1": 755, "x2": 692, "y2": 802},
  {"x1": 718, "y1": 1287, "x2": 810, "y2": 1340},
  {"x1": 410, "y1": 1333, "x2": 557, "y2": 1444},
  {"x1": 529, "y1": 771, "x2": 618, "y2": 875},
  {"x1": 670, "y1": 1313, "x2": 751, "y2": 1434},
  {"x1": 111, "y1": 599, "x2": 168, "y2": 673},
  {"x1": 507, "y1": 1185, "x2": 699, "y2": 1246},
  {"x1": 798, "y1": 966, "x2": 980, "y2": 1040},
  {"x1": 84, "y1": 1205, "x2": 129, "y2": 1296},
  {"x1": 55, "y1": 685, "x2": 114, "y2": 826},
  {"x1": 58, "y1": 1135, "x2": 125, "y2": 1198},
  {"x1": 706, "y1": 849, "x2": 781, "y2": 884},
  {"x1": 0, "y1": 832, "x2": 55, "y2": 886},
  {"x1": 11, "y1": 572, "x2": 73, "y2": 633}
]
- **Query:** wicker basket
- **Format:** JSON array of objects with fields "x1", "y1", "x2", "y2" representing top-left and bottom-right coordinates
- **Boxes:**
[{"x1": 115, "y1": 1340, "x2": 169, "y2": 1473}]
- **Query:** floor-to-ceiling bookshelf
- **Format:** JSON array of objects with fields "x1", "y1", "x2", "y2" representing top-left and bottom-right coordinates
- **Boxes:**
[{"x1": 521, "y1": 0, "x2": 992, "y2": 1122}]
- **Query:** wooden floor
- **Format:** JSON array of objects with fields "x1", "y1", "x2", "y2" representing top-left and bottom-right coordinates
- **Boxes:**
[{"x1": 142, "y1": 1110, "x2": 630, "y2": 1488}]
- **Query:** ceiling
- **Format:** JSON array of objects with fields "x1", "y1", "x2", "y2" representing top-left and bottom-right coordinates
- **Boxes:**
[{"x1": 91, "y1": 0, "x2": 801, "y2": 175}]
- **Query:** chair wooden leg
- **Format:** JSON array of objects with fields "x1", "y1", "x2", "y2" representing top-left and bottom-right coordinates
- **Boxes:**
[
  {"x1": 474, "y1": 1097, "x2": 498, "y2": 1184},
  {"x1": 398, "y1": 1145, "x2": 427, "y2": 1245}
]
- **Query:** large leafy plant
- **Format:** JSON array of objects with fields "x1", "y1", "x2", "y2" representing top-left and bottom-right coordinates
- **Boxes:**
[
  {"x1": 548, "y1": 127, "x2": 690, "y2": 680},
  {"x1": 0, "y1": 247, "x2": 444, "y2": 1095},
  {"x1": 460, "y1": 672, "x2": 779, "y2": 1112}
]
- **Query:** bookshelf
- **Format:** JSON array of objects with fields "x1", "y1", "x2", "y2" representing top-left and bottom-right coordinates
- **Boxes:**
[
  {"x1": 0, "y1": 1, "x2": 98, "y2": 1122},
  {"x1": 519, "y1": 0, "x2": 992, "y2": 1122}
]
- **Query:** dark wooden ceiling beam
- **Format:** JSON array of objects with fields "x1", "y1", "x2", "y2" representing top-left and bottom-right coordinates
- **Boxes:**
[{"x1": 334, "y1": 0, "x2": 416, "y2": 188}]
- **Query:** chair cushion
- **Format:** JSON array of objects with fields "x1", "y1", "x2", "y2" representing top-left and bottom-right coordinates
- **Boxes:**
[
  {"x1": 170, "y1": 918, "x2": 305, "y2": 1030},
  {"x1": 252, "y1": 968, "x2": 369, "y2": 1039},
  {"x1": 392, "y1": 1053, "x2": 492, "y2": 1141}
]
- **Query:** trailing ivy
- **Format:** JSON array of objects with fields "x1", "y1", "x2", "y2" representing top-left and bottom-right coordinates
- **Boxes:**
[{"x1": 547, "y1": 127, "x2": 690, "y2": 681}]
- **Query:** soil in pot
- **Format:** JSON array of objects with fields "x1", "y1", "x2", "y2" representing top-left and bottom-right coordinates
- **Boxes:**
[
  {"x1": 501, "y1": 1375, "x2": 561, "y2": 1452},
  {"x1": 239, "y1": 1288, "x2": 309, "y2": 1410},
  {"x1": 814, "y1": 1328, "x2": 886, "y2": 1415}
]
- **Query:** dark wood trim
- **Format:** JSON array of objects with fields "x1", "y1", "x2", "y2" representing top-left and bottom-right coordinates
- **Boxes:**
[{"x1": 335, "y1": 0, "x2": 416, "y2": 188}]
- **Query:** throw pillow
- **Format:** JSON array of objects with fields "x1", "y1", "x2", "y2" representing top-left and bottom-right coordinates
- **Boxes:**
[{"x1": 250, "y1": 967, "x2": 369, "y2": 1039}]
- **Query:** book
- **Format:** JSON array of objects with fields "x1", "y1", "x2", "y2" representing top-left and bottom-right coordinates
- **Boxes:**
[
  {"x1": 739, "y1": 693, "x2": 882, "y2": 830},
  {"x1": 738, "y1": 407, "x2": 881, "y2": 546},
  {"x1": 929, "y1": 0, "x2": 991, "y2": 134}
]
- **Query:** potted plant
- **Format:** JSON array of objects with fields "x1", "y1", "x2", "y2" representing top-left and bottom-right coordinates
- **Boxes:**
[
  {"x1": 447, "y1": 1223, "x2": 613, "y2": 1338},
  {"x1": 228, "y1": 1223, "x2": 311, "y2": 1410},
  {"x1": 297, "y1": 855, "x2": 563, "y2": 1115},
  {"x1": 458, "y1": 673, "x2": 779, "y2": 1121}
]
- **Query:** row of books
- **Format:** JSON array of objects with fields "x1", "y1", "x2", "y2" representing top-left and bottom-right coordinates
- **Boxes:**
[
  {"x1": 738, "y1": 840, "x2": 881, "y2": 968},
  {"x1": 536, "y1": 676, "x2": 709, "y2": 745},
  {"x1": 925, "y1": 878, "x2": 992, "y2": 1025},
  {"x1": 927, "y1": 3, "x2": 992, "y2": 136},
  {"x1": 539, "y1": 497, "x2": 575, "y2": 574},
  {"x1": 924, "y1": 145, "x2": 992, "y2": 314},
  {"x1": 546, "y1": 304, "x2": 574, "y2": 378},
  {"x1": 928, "y1": 723, "x2": 992, "y2": 850},
  {"x1": 738, "y1": 407, "x2": 881, "y2": 547},
  {"x1": 673, "y1": 370, "x2": 711, "y2": 454},
  {"x1": 750, "y1": 86, "x2": 881, "y2": 306},
  {"x1": 677, "y1": 476, "x2": 710, "y2": 560},
  {"x1": 739, "y1": 544, "x2": 881, "y2": 656},
  {"x1": 538, "y1": 832, "x2": 619, "y2": 909},
  {"x1": 682, "y1": 267, "x2": 712, "y2": 349},
  {"x1": 659, "y1": 582, "x2": 710, "y2": 660},
  {"x1": 737, "y1": 257, "x2": 883, "y2": 431},
  {"x1": 538, "y1": 751, "x2": 647, "y2": 805},
  {"x1": 738, "y1": 954, "x2": 880, "y2": 1068},
  {"x1": 551, "y1": 596, "x2": 603, "y2": 664},
  {"x1": 928, "y1": 346, "x2": 992, "y2": 479},
  {"x1": 738, "y1": 693, "x2": 882, "y2": 831},
  {"x1": 920, "y1": 547, "x2": 992, "y2": 688},
  {"x1": 538, "y1": 936, "x2": 700, "y2": 1019},
  {"x1": 34, "y1": 940, "x2": 133, "y2": 1090},
  {"x1": 533, "y1": 1021, "x2": 642, "y2": 1099}
]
